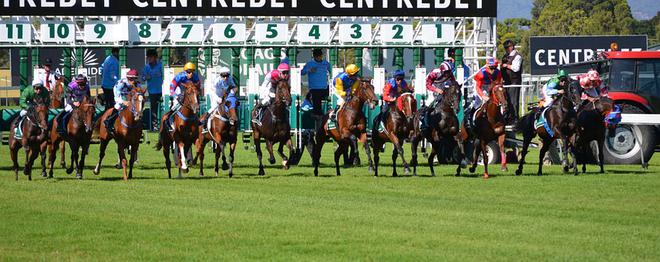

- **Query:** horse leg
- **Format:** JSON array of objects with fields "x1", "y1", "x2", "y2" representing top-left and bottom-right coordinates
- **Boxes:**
[
  {"x1": 196, "y1": 137, "x2": 207, "y2": 177},
  {"x1": 221, "y1": 143, "x2": 229, "y2": 171},
  {"x1": 178, "y1": 142, "x2": 188, "y2": 177},
  {"x1": 128, "y1": 144, "x2": 138, "y2": 179},
  {"x1": 48, "y1": 139, "x2": 57, "y2": 178},
  {"x1": 469, "y1": 139, "x2": 481, "y2": 174},
  {"x1": 411, "y1": 137, "x2": 419, "y2": 176},
  {"x1": 214, "y1": 143, "x2": 224, "y2": 177},
  {"x1": 569, "y1": 136, "x2": 578, "y2": 176},
  {"x1": 427, "y1": 142, "x2": 438, "y2": 177},
  {"x1": 67, "y1": 142, "x2": 76, "y2": 175},
  {"x1": 78, "y1": 143, "x2": 90, "y2": 180},
  {"x1": 312, "y1": 131, "x2": 325, "y2": 177},
  {"x1": 10, "y1": 142, "x2": 19, "y2": 180},
  {"x1": 276, "y1": 141, "x2": 288, "y2": 169},
  {"x1": 597, "y1": 138, "x2": 605, "y2": 174},
  {"x1": 352, "y1": 136, "x2": 361, "y2": 166},
  {"x1": 391, "y1": 146, "x2": 399, "y2": 177},
  {"x1": 360, "y1": 133, "x2": 373, "y2": 173},
  {"x1": 94, "y1": 139, "x2": 109, "y2": 175},
  {"x1": 254, "y1": 134, "x2": 265, "y2": 176},
  {"x1": 454, "y1": 137, "x2": 467, "y2": 176},
  {"x1": 537, "y1": 139, "x2": 552, "y2": 176},
  {"x1": 334, "y1": 142, "x2": 347, "y2": 176},
  {"x1": 163, "y1": 141, "x2": 172, "y2": 179},
  {"x1": 266, "y1": 141, "x2": 276, "y2": 165},
  {"x1": 40, "y1": 142, "x2": 48, "y2": 178},
  {"x1": 498, "y1": 134, "x2": 508, "y2": 172},
  {"x1": 117, "y1": 142, "x2": 128, "y2": 181},
  {"x1": 515, "y1": 136, "x2": 533, "y2": 176},
  {"x1": 59, "y1": 140, "x2": 66, "y2": 168},
  {"x1": 372, "y1": 139, "x2": 381, "y2": 177},
  {"x1": 481, "y1": 140, "x2": 490, "y2": 179},
  {"x1": 26, "y1": 145, "x2": 42, "y2": 181},
  {"x1": 228, "y1": 142, "x2": 236, "y2": 178}
]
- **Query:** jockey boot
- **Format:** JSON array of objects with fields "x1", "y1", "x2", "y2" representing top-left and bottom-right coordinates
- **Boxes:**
[
  {"x1": 56, "y1": 113, "x2": 67, "y2": 135},
  {"x1": 105, "y1": 108, "x2": 118, "y2": 134},
  {"x1": 465, "y1": 107, "x2": 475, "y2": 130},
  {"x1": 200, "y1": 114, "x2": 209, "y2": 133}
]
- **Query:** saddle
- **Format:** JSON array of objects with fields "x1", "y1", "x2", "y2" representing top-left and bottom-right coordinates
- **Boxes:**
[
  {"x1": 534, "y1": 107, "x2": 554, "y2": 137},
  {"x1": 13, "y1": 117, "x2": 25, "y2": 139},
  {"x1": 56, "y1": 112, "x2": 72, "y2": 135}
]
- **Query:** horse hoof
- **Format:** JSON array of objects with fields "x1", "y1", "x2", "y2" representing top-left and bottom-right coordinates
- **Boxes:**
[
  {"x1": 199, "y1": 172, "x2": 204, "y2": 177},
  {"x1": 182, "y1": 168, "x2": 189, "y2": 174},
  {"x1": 66, "y1": 168, "x2": 74, "y2": 175},
  {"x1": 483, "y1": 173, "x2": 489, "y2": 179},
  {"x1": 404, "y1": 168, "x2": 411, "y2": 174},
  {"x1": 431, "y1": 173, "x2": 436, "y2": 177},
  {"x1": 501, "y1": 166, "x2": 508, "y2": 172},
  {"x1": 368, "y1": 166, "x2": 373, "y2": 173},
  {"x1": 76, "y1": 174, "x2": 82, "y2": 180},
  {"x1": 41, "y1": 172, "x2": 47, "y2": 178},
  {"x1": 469, "y1": 167, "x2": 476, "y2": 173},
  {"x1": 222, "y1": 163, "x2": 229, "y2": 170},
  {"x1": 114, "y1": 163, "x2": 122, "y2": 169},
  {"x1": 258, "y1": 169, "x2": 265, "y2": 176},
  {"x1": 228, "y1": 172, "x2": 233, "y2": 178},
  {"x1": 515, "y1": 169, "x2": 522, "y2": 176},
  {"x1": 268, "y1": 158, "x2": 276, "y2": 165},
  {"x1": 460, "y1": 160, "x2": 468, "y2": 168},
  {"x1": 60, "y1": 163, "x2": 66, "y2": 169},
  {"x1": 537, "y1": 172, "x2": 543, "y2": 176},
  {"x1": 392, "y1": 173, "x2": 398, "y2": 177}
]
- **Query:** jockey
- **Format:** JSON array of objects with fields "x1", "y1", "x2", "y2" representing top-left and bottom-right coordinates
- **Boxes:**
[
  {"x1": 377, "y1": 70, "x2": 411, "y2": 127},
  {"x1": 541, "y1": 69, "x2": 569, "y2": 108},
  {"x1": 39, "y1": 58, "x2": 61, "y2": 92},
  {"x1": 17, "y1": 79, "x2": 50, "y2": 123},
  {"x1": 202, "y1": 67, "x2": 237, "y2": 131},
  {"x1": 252, "y1": 63, "x2": 290, "y2": 126},
  {"x1": 329, "y1": 64, "x2": 360, "y2": 122},
  {"x1": 420, "y1": 60, "x2": 455, "y2": 130},
  {"x1": 579, "y1": 69, "x2": 603, "y2": 101},
  {"x1": 57, "y1": 74, "x2": 91, "y2": 134},
  {"x1": 168, "y1": 62, "x2": 201, "y2": 114},
  {"x1": 465, "y1": 57, "x2": 502, "y2": 129},
  {"x1": 104, "y1": 69, "x2": 140, "y2": 133}
]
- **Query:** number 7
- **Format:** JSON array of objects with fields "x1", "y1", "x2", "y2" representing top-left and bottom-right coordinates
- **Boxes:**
[{"x1": 181, "y1": 24, "x2": 193, "y2": 39}]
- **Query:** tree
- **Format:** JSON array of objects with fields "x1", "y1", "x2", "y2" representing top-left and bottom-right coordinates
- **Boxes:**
[
  {"x1": 633, "y1": 12, "x2": 659, "y2": 46},
  {"x1": 531, "y1": 0, "x2": 634, "y2": 36}
]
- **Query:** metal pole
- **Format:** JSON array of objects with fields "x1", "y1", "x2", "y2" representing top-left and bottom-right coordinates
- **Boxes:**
[
  {"x1": 434, "y1": 48, "x2": 445, "y2": 66},
  {"x1": 63, "y1": 48, "x2": 72, "y2": 84},
  {"x1": 119, "y1": 47, "x2": 127, "y2": 67},
  {"x1": 329, "y1": 46, "x2": 338, "y2": 67},
  {"x1": 204, "y1": 47, "x2": 213, "y2": 79},
  {"x1": 231, "y1": 47, "x2": 241, "y2": 90},
  {"x1": 371, "y1": 47, "x2": 381, "y2": 68},
  {"x1": 161, "y1": 47, "x2": 170, "y2": 66},
  {"x1": 31, "y1": 48, "x2": 40, "y2": 70},
  {"x1": 19, "y1": 48, "x2": 28, "y2": 92},
  {"x1": 355, "y1": 48, "x2": 363, "y2": 77},
  {"x1": 189, "y1": 47, "x2": 199, "y2": 67},
  {"x1": 394, "y1": 47, "x2": 404, "y2": 70},
  {"x1": 413, "y1": 47, "x2": 423, "y2": 67},
  {"x1": 273, "y1": 47, "x2": 282, "y2": 66}
]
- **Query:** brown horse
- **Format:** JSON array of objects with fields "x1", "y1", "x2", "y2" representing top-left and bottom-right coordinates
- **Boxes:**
[
  {"x1": 312, "y1": 79, "x2": 377, "y2": 177},
  {"x1": 465, "y1": 80, "x2": 509, "y2": 179},
  {"x1": 156, "y1": 82, "x2": 200, "y2": 179},
  {"x1": 94, "y1": 87, "x2": 146, "y2": 180},
  {"x1": 48, "y1": 96, "x2": 96, "y2": 179},
  {"x1": 49, "y1": 80, "x2": 67, "y2": 168},
  {"x1": 371, "y1": 92, "x2": 417, "y2": 177},
  {"x1": 194, "y1": 95, "x2": 240, "y2": 177},
  {"x1": 9, "y1": 103, "x2": 49, "y2": 181},
  {"x1": 251, "y1": 80, "x2": 294, "y2": 176},
  {"x1": 413, "y1": 80, "x2": 465, "y2": 177},
  {"x1": 516, "y1": 92, "x2": 578, "y2": 176}
]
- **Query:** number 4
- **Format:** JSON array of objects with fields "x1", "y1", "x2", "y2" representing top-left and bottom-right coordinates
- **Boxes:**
[{"x1": 308, "y1": 25, "x2": 320, "y2": 40}]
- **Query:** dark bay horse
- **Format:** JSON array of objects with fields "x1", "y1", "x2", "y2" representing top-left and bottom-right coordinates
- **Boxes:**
[
  {"x1": 48, "y1": 96, "x2": 96, "y2": 179},
  {"x1": 94, "y1": 87, "x2": 146, "y2": 180},
  {"x1": 9, "y1": 103, "x2": 49, "y2": 180},
  {"x1": 567, "y1": 81, "x2": 616, "y2": 174},
  {"x1": 465, "y1": 80, "x2": 509, "y2": 179},
  {"x1": 312, "y1": 79, "x2": 377, "y2": 177},
  {"x1": 251, "y1": 80, "x2": 294, "y2": 176},
  {"x1": 413, "y1": 80, "x2": 465, "y2": 177},
  {"x1": 194, "y1": 95, "x2": 239, "y2": 177},
  {"x1": 157, "y1": 82, "x2": 200, "y2": 179},
  {"x1": 516, "y1": 92, "x2": 578, "y2": 176},
  {"x1": 371, "y1": 92, "x2": 417, "y2": 177},
  {"x1": 49, "y1": 80, "x2": 67, "y2": 168}
]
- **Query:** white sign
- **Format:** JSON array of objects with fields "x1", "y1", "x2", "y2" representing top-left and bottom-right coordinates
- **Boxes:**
[
  {"x1": 212, "y1": 23, "x2": 246, "y2": 43},
  {"x1": 247, "y1": 67, "x2": 261, "y2": 95},
  {"x1": 162, "y1": 67, "x2": 176, "y2": 96},
  {"x1": 40, "y1": 23, "x2": 75, "y2": 43},
  {"x1": 297, "y1": 23, "x2": 331, "y2": 43},
  {"x1": 169, "y1": 23, "x2": 204, "y2": 43},
  {"x1": 339, "y1": 23, "x2": 372, "y2": 43},
  {"x1": 421, "y1": 22, "x2": 455, "y2": 44},
  {"x1": 84, "y1": 23, "x2": 121, "y2": 42},
  {"x1": 380, "y1": 23, "x2": 413, "y2": 44},
  {"x1": 290, "y1": 68, "x2": 302, "y2": 95},
  {"x1": 0, "y1": 22, "x2": 31, "y2": 43},
  {"x1": 373, "y1": 68, "x2": 386, "y2": 95},
  {"x1": 254, "y1": 23, "x2": 288, "y2": 43},
  {"x1": 129, "y1": 22, "x2": 161, "y2": 43}
]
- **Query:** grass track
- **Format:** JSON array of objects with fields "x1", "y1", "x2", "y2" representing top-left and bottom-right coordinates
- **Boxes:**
[{"x1": 1, "y1": 133, "x2": 659, "y2": 260}]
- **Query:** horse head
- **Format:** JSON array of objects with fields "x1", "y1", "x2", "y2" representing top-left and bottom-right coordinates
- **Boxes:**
[
  {"x1": 275, "y1": 80, "x2": 292, "y2": 107},
  {"x1": 398, "y1": 92, "x2": 417, "y2": 118},
  {"x1": 79, "y1": 96, "x2": 97, "y2": 134},
  {"x1": 490, "y1": 80, "x2": 508, "y2": 116},
  {"x1": 131, "y1": 86, "x2": 146, "y2": 122},
  {"x1": 181, "y1": 82, "x2": 200, "y2": 115},
  {"x1": 358, "y1": 79, "x2": 377, "y2": 110}
]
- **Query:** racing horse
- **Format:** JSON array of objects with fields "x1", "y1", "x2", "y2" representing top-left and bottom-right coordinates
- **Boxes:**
[
  {"x1": 251, "y1": 80, "x2": 299, "y2": 176},
  {"x1": 413, "y1": 80, "x2": 465, "y2": 177},
  {"x1": 465, "y1": 80, "x2": 509, "y2": 179},
  {"x1": 48, "y1": 96, "x2": 96, "y2": 179},
  {"x1": 156, "y1": 82, "x2": 201, "y2": 179},
  {"x1": 370, "y1": 92, "x2": 417, "y2": 177},
  {"x1": 567, "y1": 81, "x2": 617, "y2": 173},
  {"x1": 516, "y1": 91, "x2": 578, "y2": 176},
  {"x1": 94, "y1": 87, "x2": 146, "y2": 181},
  {"x1": 194, "y1": 94, "x2": 240, "y2": 177},
  {"x1": 312, "y1": 79, "x2": 377, "y2": 177},
  {"x1": 49, "y1": 79, "x2": 67, "y2": 168},
  {"x1": 9, "y1": 102, "x2": 49, "y2": 180}
]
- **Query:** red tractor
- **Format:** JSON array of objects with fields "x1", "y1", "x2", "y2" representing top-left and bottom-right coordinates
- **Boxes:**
[{"x1": 597, "y1": 51, "x2": 659, "y2": 164}]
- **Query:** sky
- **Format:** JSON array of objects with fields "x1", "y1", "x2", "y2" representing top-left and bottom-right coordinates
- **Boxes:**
[{"x1": 498, "y1": 0, "x2": 659, "y2": 20}]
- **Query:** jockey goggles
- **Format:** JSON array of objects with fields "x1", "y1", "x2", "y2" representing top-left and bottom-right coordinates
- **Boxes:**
[{"x1": 221, "y1": 73, "x2": 230, "y2": 78}]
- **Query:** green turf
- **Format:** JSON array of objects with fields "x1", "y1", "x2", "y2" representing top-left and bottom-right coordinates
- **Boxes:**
[{"x1": 1, "y1": 133, "x2": 659, "y2": 261}]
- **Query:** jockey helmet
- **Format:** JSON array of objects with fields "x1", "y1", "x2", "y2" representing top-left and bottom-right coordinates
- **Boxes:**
[
  {"x1": 345, "y1": 64, "x2": 360, "y2": 76},
  {"x1": 75, "y1": 74, "x2": 87, "y2": 83},
  {"x1": 219, "y1": 67, "x2": 231, "y2": 76},
  {"x1": 32, "y1": 79, "x2": 43, "y2": 88},
  {"x1": 393, "y1": 69, "x2": 405, "y2": 79},
  {"x1": 184, "y1": 62, "x2": 197, "y2": 72},
  {"x1": 126, "y1": 69, "x2": 139, "y2": 79},
  {"x1": 486, "y1": 57, "x2": 499, "y2": 67}
]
